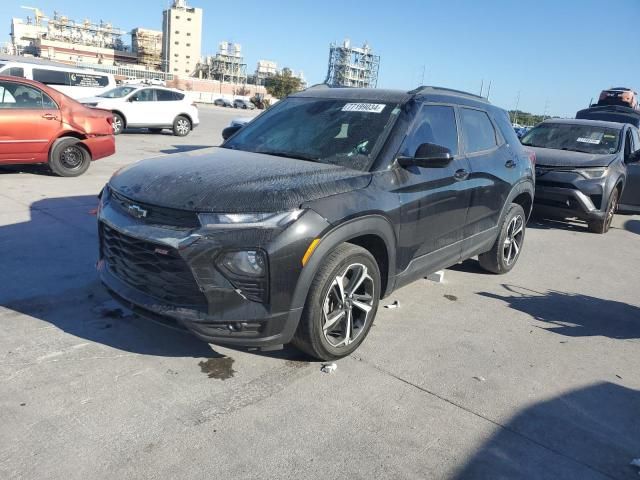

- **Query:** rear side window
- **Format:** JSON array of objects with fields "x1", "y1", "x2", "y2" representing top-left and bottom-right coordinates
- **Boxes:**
[
  {"x1": 0, "y1": 81, "x2": 57, "y2": 110},
  {"x1": 493, "y1": 109, "x2": 521, "y2": 146},
  {"x1": 32, "y1": 69, "x2": 68, "y2": 86},
  {"x1": 6, "y1": 67, "x2": 25, "y2": 78},
  {"x1": 155, "y1": 89, "x2": 182, "y2": 101},
  {"x1": 131, "y1": 89, "x2": 155, "y2": 102},
  {"x1": 460, "y1": 108, "x2": 498, "y2": 153},
  {"x1": 401, "y1": 105, "x2": 459, "y2": 157},
  {"x1": 631, "y1": 128, "x2": 640, "y2": 152}
]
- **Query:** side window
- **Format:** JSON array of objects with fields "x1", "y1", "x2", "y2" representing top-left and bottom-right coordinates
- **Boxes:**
[
  {"x1": 493, "y1": 109, "x2": 520, "y2": 146},
  {"x1": 401, "y1": 105, "x2": 458, "y2": 157},
  {"x1": 7, "y1": 67, "x2": 25, "y2": 78},
  {"x1": 631, "y1": 128, "x2": 640, "y2": 153},
  {"x1": 132, "y1": 89, "x2": 155, "y2": 102},
  {"x1": 0, "y1": 82, "x2": 17, "y2": 107},
  {"x1": 0, "y1": 81, "x2": 51, "y2": 109},
  {"x1": 156, "y1": 89, "x2": 176, "y2": 101},
  {"x1": 173, "y1": 92, "x2": 185, "y2": 100},
  {"x1": 460, "y1": 108, "x2": 498, "y2": 153},
  {"x1": 32, "y1": 69, "x2": 69, "y2": 86}
]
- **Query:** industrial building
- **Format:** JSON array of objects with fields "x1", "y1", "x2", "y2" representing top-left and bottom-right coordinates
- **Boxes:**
[
  {"x1": 161, "y1": 0, "x2": 203, "y2": 75},
  {"x1": 131, "y1": 28, "x2": 163, "y2": 70},
  {"x1": 325, "y1": 39, "x2": 380, "y2": 88},
  {"x1": 194, "y1": 42, "x2": 247, "y2": 84}
]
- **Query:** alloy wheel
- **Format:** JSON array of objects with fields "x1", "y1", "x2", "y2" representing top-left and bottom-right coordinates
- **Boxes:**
[
  {"x1": 176, "y1": 118, "x2": 190, "y2": 135},
  {"x1": 503, "y1": 215, "x2": 524, "y2": 266},
  {"x1": 322, "y1": 263, "x2": 375, "y2": 348},
  {"x1": 605, "y1": 191, "x2": 618, "y2": 230},
  {"x1": 112, "y1": 116, "x2": 122, "y2": 134}
]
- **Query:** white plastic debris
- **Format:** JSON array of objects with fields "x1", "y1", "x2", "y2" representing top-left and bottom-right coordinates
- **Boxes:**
[
  {"x1": 321, "y1": 363, "x2": 337, "y2": 374},
  {"x1": 384, "y1": 300, "x2": 400, "y2": 309},
  {"x1": 473, "y1": 376, "x2": 486, "y2": 382},
  {"x1": 426, "y1": 270, "x2": 445, "y2": 283}
]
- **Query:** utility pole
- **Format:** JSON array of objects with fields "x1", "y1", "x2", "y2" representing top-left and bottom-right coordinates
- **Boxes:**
[
  {"x1": 513, "y1": 90, "x2": 521, "y2": 125},
  {"x1": 543, "y1": 98, "x2": 550, "y2": 121},
  {"x1": 479, "y1": 79, "x2": 484, "y2": 97},
  {"x1": 486, "y1": 80, "x2": 492, "y2": 101}
]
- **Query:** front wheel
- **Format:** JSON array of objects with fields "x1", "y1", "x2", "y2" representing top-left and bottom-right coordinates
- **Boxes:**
[
  {"x1": 292, "y1": 243, "x2": 380, "y2": 361},
  {"x1": 588, "y1": 188, "x2": 618, "y2": 234},
  {"x1": 172, "y1": 115, "x2": 191, "y2": 136},
  {"x1": 478, "y1": 203, "x2": 526, "y2": 274},
  {"x1": 49, "y1": 137, "x2": 91, "y2": 177}
]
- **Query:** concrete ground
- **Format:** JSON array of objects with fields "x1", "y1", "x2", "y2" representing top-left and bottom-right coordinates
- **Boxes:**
[{"x1": 1, "y1": 105, "x2": 639, "y2": 480}]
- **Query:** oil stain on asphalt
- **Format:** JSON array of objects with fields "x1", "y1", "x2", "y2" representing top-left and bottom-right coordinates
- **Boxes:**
[{"x1": 199, "y1": 357, "x2": 236, "y2": 380}]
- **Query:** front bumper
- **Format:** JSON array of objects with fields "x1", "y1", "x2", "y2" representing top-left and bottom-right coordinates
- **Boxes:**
[{"x1": 97, "y1": 189, "x2": 329, "y2": 347}]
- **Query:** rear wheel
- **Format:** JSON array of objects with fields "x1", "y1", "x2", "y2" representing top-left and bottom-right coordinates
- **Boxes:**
[
  {"x1": 588, "y1": 188, "x2": 618, "y2": 234},
  {"x1": 479, "y1": 203, "x2": 526, "y2": 274},
  {"x1": 172, "y1": 115, "x2": 191, "y2": 136},
  {"x1": 112, "y1": 113, "x2": 124, "y2": 135},
  {"x1": 49, "y1": 137, "x2": 91, "y2": 177},
  {"x1": 292, "y1": 243, "x2": 380, "y2": 360}
]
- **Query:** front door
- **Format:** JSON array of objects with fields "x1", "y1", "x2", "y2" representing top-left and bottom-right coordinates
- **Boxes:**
[
  {"x1": 396, "y1": 103, "x2": 472, "y2": 277},
  {"x1": 0, "y1": 80, "x2": 61, "y2": 163},
  {"x1": 620, "y1": 127, "x2": 640, "y2": 211},
  {"x1": 125, "y1": 88, "x2": 160, "y2": 126}
]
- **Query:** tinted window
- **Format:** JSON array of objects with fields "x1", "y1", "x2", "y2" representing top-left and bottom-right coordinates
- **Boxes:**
[
  {"x1": 69, "y1": 72, "x2": 109, "y2": 87},
  {"x1": 6, "y1": 67, "x2": 25, "y2": 78},
  {"x1": 631, "y1": 128, "x2": 640, "y2": 153},
  {"x1": 156, "y1": 89, "x2": 179, "y2": 101},
  {"x1": 0, "y1": 81, "x2": 57, "y2": 110},
  {"x1": 521, "y1": 123, "x2": 620, "y2": 155},
  {"x1": 493, "y1": 109, "x2": 520, "y2": 146},
  {"x1": 402, "y1": 105, "x2": 458, "y2": 157},
  {"x1": 32, "y1": 69, "x2": 68, "y2": 86},
  {"x1": 460, "y1": 108, "x2": 498, "y2": 153},
  {"x1": 131, "y1": 89, "x2": 155, "y2": 102}
]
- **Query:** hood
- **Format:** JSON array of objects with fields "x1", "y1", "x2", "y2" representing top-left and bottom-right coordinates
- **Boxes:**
[
  {"x1": 528, "y1": 147, "x2": 618, "y2": 168},
  {"x1": 109, "y1": 147, "x2": 371, "y2": 212}
]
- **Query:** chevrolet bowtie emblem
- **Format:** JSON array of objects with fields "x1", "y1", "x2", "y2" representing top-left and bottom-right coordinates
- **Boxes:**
[{"x1": 127, "y1": 204, "x2": 148, "y2": 219}]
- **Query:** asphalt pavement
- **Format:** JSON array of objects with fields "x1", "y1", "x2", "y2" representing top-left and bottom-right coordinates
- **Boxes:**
[{"x1": 1, "y1": 104, "x2": 639, "y2": 480}]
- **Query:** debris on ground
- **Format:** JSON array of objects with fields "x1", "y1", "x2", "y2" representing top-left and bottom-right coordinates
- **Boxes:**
[
  {"x1": 384, "y1": 300, "x2": 400, "y2": 309},
  {"x1": 426, "y1": 270, "x2": 445, "y2": 283},
  {"x1": 321, "y1": 363, "x2": 337, "y2": 374},
  {"x1": 444, "y1": 294, "x2": 458, "y2": 301},
  {"x1": 472, "y1": 376, "x2": 486, "y2": 382}
]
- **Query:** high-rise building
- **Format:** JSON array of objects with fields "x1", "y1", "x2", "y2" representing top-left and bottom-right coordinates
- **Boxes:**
[{"x1": 161, "y1": 0, "x2": 202, "y2": 75}]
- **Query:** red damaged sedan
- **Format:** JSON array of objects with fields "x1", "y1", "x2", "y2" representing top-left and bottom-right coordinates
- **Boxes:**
[{"x1": 0, "y1": 75, "x2": 115, "y2": 176}]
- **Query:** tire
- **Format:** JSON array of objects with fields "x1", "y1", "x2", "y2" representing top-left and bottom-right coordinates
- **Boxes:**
[
  {"x1": 48, "y1": 137, "x2": 91, "y2": 177},
  {"x1": 292, "y1": 243, "x2": 381, "y2": 360},
  {"x1": 148, "y1": 128, "x2": 163, "y2": 134},
  {"x1": 172, "y1": 115, "x2": 191, "y2": 137},
  {"x1": 478, "y1": 203, "x2": 526, "y2": 274},
  {"x1": 588, "y1": 188, "x2": 618, "y2": 234},
  {"x1": 112, "y1": 113, "x2": 124, "y2": 135}
]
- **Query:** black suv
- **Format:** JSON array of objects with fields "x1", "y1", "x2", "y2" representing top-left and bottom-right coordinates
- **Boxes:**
[{"x1": 97, "y1": 86, "x2": 534, "y2": 360}]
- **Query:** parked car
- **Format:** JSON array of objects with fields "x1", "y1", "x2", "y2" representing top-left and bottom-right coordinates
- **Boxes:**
[
  {"x1": 597, "y1": 87, "x2": 638, "y2": 110},
  {"x1": 0, "y1": 75, "x2": 114, "y2": 176},
  {"x1": 233, "y1": 98, "x2": 256, "y2": 109},
  {"x1": 221, "y1": 117, "x2": 251, "y2": 139},
  {"x1": 80, "y1": 85, "x2": 199, "y2": 136},
  {"x1": 0, "y1": 57, "x2": 116, "y2": 99},
  {"x1": 576, "y1": 105, "x2": 640, "y2": 128},
  {"x1": 97, "y1": 86, "x2": 534, "y2": 360},
  {"x1": 214, "y1": 98, "x2": 233, "y2": 107},
  {"x1": 521, "y1": 119, "x2": 640, "y2": 231}
]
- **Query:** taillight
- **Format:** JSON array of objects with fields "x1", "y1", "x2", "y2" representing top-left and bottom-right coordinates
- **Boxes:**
[
  {"x1": 191, "y1": 102, "x2": 198, "y2": 109},
  {"x1": 527, "y1": 149, "x2": 536, "y2": 166}
]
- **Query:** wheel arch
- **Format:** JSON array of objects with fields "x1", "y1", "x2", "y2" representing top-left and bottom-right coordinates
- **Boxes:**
[
  {"x1": 175, "y1": 112, "x2": 193, "y2": 125},
  {"x1": 503, "y1": 181, "x2": 534, "y2": 221},
  {"x1": 290, "y1": 215, "x2": 397, "y2": 312},
  {"x1": 48, "y1": 134, "x2": 90, "y2": 163}
]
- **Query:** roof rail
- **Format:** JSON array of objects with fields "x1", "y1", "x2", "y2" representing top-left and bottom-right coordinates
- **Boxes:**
[{"x1": 408, "y1": 85, "x2": 488, "y2": 102}]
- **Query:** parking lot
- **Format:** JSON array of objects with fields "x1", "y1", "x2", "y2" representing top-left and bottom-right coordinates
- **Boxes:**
[{"x1": 1, "y1": 104, "x2": 639, "y2": 479}]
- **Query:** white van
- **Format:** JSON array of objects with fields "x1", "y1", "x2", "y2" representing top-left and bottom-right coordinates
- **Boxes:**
[{"x1": 0, "y1": 60, "x2": 115, "y2": 99}]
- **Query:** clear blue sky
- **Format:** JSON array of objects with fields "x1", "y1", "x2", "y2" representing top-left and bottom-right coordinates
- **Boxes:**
[{"x1": 2, "y1": 0, "x2": 639, "y2": 117}]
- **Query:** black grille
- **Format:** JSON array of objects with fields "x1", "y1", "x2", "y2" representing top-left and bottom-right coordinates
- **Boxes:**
[
  {"x1": 101, "y1": 223, "x2": 207, "y2": 307},
  {"x1": 109, "y1": 189, "x2": 200, "y2": 228}
]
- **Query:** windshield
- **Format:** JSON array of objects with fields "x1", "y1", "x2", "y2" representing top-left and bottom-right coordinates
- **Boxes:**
[
  {"x1": 98, "y1": 86, "x2": 137, "y2": 98},
  {"x1": 223, "y1": 97, "x2": 401, "y2": 171},
  {"x1": 521, "y1": 123, "x2": 620, "y2": 154}
]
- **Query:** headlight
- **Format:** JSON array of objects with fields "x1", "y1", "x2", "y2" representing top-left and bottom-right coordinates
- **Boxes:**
[
  {"x1": 198, "y1": 209, "x2": 304, "y2": 228},
  {"x1": 579, "y1": 168, "x2": 607, "y2": 179},
  {"x1": 217, "y1": 250, "x2": 266, "y2": 277}
]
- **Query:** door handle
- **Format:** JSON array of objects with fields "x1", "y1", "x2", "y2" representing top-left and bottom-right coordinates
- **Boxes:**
[
  {"x1": 454, "y1": 169, "x2": 469, "y2": 181},
  {"x1": 42, "y1": 113, "x2": 57, "y2": 120},
  {"x1": 505, "y1": 159, "x2": 517, "y2": 168}
]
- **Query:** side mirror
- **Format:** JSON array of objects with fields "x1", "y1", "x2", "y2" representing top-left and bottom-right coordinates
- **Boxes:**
[
  {"x1": 222, "y1": 125, "x2": 242, "y2": 140},
  {"x1": 129, "y1": 96, "x2": 137, "y2": 102},
  {"x1": 397, "y1": 143, "x2": 454, "y2": 168}
]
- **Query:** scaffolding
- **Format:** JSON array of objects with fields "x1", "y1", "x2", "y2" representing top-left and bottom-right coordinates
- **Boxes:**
[
  {"x1": 132, "y1": 28, "x2": 162, "y2": 70},
  {"x1": 194, "y1": 41, "x2": 247, "y2": 83},
  {"x1": 325, "y1": 39, "x2": 380, "y2": 88}
]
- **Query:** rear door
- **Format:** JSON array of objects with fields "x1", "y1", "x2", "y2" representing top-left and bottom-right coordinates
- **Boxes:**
[
  {"x1": 459, "y1": 107, "x2": 516, "y2": 242},
  {"x1": 396, "y1": 103, "x2": 472, "y2": 274},
  {"x1": 0, "y1": 80, "x2": 61, "y2": 163},
  {"x1": 620, "y1": 127, "x2": 640, "y2": 210},
  {"x1": 154, "y1": 89, "x2": 180, "y2": 124}
]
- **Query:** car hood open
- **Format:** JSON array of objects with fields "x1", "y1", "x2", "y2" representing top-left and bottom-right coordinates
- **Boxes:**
[
  {"x1": 108, "y1": 147, "x2": 372, "y2": 213},
  {"x1": 528, "y1": 147, "x2": 618, "y2": 168}
]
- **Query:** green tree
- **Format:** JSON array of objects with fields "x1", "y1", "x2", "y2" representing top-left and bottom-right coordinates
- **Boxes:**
[{"x1": 265, "y1": 69, "x2": 302, "y2": 99}]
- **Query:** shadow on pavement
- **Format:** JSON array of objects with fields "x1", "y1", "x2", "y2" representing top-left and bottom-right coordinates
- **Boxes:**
[
  {"x1": 452, "y1": 382, "x2": 640, "y2": 480},
  {"x1": 159, "y1": 145, "x2": 212, "y2": 155},
  {"x1": 527, "y1": 217, "x2": 589, "y2": 232},
  {"x1": 0, "y1": 164, "x2": 55, "y2": 176},
  {"x1": 479, "y1": 284, "x2": 640, "y2": 340},
  {"x1": 624, "y1": 219, "x2": 640, "y2": 235}
]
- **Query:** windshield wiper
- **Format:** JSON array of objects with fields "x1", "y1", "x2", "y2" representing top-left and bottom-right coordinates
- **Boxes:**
[{"x1": 256, "y1": 150, "x2": 320, "y2": 162}]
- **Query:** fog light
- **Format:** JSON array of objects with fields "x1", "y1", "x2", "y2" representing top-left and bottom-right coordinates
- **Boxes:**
[{"x1": 217, "y1": 250, "x2": 266, "y2": 277}]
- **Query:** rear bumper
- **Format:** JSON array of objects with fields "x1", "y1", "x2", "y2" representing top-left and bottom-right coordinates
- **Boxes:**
[{"x1": 83, "y1": 135, "x2": 115, "y2": 161}]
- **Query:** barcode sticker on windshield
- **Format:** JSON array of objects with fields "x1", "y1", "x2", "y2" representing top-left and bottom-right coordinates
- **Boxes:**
[
  {"x1": 577, "y1": 137, "x2": 601, "y2": 144},
  {"x1": 342, "y1": 103, "x2": 386, "y2": 113}
]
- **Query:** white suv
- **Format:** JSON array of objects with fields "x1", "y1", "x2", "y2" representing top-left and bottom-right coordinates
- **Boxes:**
[{"x1": 80, "y1": 85, "x2": 199, "y2": 136}]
